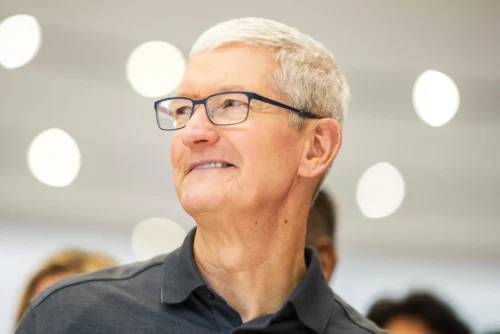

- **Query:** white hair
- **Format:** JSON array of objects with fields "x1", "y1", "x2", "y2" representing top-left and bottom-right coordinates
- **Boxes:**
[{"x1": 189, "y1": 17, "x2": 350, "y2": 128}]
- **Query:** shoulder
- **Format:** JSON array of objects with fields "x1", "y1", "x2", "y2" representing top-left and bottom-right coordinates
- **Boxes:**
[
  {"x1": 33, "y1": 254, "x2": 166, "y2": 307},
  {"x1": 325, "y1": 293, "x2": 388, "y2": 334},
  {"x1": 28, "y1": 254, "x2": 166, "y2": 328}
]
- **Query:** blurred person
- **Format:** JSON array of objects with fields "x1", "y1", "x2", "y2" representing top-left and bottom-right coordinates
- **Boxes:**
[
  {"x1": 15, "y1": 249, "x2": 117, "y2": 325},
  {"x1": 306, "y1": 189, "x2": 338, "y2": 281},
  {"x1": 367, "y1": 291, "x2": 471, "y2": 334},
  {"x1": 17, "y1": 17, "x2": 386, "y2": 333}
]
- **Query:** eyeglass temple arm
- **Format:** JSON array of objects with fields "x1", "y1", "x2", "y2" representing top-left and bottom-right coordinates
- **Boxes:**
[{"x1": 250, "y1": 93, "x2": 321, "y2": 119}]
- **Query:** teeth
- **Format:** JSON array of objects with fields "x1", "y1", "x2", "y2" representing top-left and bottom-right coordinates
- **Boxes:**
[{"x1": 194, "y1": 162, "x2": 230, "y2": 170}]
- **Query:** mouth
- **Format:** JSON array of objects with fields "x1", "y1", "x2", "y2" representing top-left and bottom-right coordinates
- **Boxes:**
[{"x1": 189, "y1": 161, "x2": 235, "y2": 172}]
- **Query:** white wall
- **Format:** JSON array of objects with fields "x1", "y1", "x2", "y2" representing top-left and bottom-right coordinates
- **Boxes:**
[{"x1": 2, "y1": 220, "x2": 499, "y2": 334}]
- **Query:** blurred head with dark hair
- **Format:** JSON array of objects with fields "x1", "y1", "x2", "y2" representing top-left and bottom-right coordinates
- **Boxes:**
[
  {"x1": 306, "y1": 189, "x2": 337, "y2": 281},
  {"x1": 367, "y1": 291, "x2": 471, "y2": 334}
]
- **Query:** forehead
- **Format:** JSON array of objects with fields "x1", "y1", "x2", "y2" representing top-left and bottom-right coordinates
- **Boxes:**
[{"x1": 176, "y1": 44, "x2": 276, "y2": 98}]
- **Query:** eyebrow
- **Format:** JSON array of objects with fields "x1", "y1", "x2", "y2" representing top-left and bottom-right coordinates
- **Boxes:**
[{"x1": 174, "y1": 84, "x2": 249, "y2": 98}]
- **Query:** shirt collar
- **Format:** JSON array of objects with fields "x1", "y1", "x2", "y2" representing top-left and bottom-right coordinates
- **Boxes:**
[
  {"x1": 161, "y1": 227, "x2": 333, "y2": 333},
  {"x1": 161, "y1": 228, "x2": 205, "y2": 304},
  {"x1": 288, "y1": 246, "x2": 334, "y2": 333}
]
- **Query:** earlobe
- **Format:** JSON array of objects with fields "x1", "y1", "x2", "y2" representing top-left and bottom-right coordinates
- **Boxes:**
[{"x1": 298, "y1": 119, "x2": 342, "y2": 178}]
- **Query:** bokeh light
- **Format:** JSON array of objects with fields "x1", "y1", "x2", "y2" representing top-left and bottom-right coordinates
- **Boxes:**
[
  {"x1": 27, "y1": 128, "x2": 81, "y2": 187},
  {"x1": 126, "y1": 41, "x2": 185, "y2": 98},
  {"x1": 356, "y1": 162, "x2": 405, "y2": 219},
  {"x1": 131, "y1": 217, "x2": 186, "y2": 261},
  {"x1": 413, "y1": 70, "x2": 460, "y2": 127},
  {"x1": 0, "y1": 14, "x2": 41, "y2": 69}
]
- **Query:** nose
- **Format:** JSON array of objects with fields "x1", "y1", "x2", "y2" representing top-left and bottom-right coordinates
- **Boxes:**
[{"x1": 180, "y1": 105, "x2": 219, "y2": 148}]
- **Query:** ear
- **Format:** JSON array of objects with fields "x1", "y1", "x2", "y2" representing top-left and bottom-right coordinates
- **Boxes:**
[
  {"x1": 298, "y1": 119, "x2": 342, "y2": 178},
  {"x1": 313, "y1": 236, "x2": 338, "y2": 282}
]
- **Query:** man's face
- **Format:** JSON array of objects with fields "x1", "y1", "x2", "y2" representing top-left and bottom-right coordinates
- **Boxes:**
[
  {"x1": 33, "y1": 271, "x2": 77, "y2": 298},
  {"x1": 307, "y1": 209, "x2": 337, "y2": 281},
  {"x1": 385, "y1": 316, "x2": 437, "y2": 334},
  {"x1": 171, "y1": 45, "x2": 305, "y2": 216}
]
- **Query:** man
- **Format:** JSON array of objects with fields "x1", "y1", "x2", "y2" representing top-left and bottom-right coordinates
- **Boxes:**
[
  {"x1": 306, "y1": 189, "x2": 338, "y2": 282},
  {"x1": 17, "y1": 17, "x2": 385, "y2": 333}
]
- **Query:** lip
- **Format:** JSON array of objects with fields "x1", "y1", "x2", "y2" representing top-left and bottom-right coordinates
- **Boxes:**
[{"x1": 188, "y1": 160, "x2": 235, "y2": 172}]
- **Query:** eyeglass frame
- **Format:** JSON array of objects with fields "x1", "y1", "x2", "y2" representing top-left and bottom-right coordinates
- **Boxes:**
[{"x1": 154, "y1": 91, "x2": 322, "y2": 131}]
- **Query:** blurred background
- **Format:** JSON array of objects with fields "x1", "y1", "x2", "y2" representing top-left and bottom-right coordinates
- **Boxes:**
[{"x1": 1, "y1": 0, "x2": 499, "y2": 333}]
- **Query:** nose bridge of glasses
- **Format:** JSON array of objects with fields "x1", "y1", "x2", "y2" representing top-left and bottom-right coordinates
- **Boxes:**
[
  {"x1": 192, "y1": 98, "x2": 214, "y2": 118},
  {"x1": 188, "y1": 99, "x2": 214, "y2": 126}
]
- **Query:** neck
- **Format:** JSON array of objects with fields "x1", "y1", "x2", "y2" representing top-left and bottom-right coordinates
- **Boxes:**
[{"x1": 192, "y1": 197, "x2": 309, "y2": 323}]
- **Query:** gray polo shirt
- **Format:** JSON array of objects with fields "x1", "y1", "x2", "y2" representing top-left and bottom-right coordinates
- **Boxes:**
[{"x1": 16, "y1": 228, "x2": 386, "y2": 334}]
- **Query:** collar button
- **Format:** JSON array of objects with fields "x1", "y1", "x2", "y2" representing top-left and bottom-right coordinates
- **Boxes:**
[{"x1": 203, "y1": 290, "x2": 215, "y2": 300}]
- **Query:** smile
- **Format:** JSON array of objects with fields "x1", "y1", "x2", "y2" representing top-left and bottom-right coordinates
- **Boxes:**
[{"x1": 191, "y1": 162, "x2": 233, "y2": 170}]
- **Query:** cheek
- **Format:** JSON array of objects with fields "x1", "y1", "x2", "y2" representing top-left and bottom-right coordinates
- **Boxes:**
[
  {"x1": 170, "y1": 135, "x2": 183, "y2": 170},
  {"x1": 240, "y1": 129, "x2": 301, "y2": 182}
]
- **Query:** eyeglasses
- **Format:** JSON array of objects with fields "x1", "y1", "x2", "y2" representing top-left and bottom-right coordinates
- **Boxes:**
[{"x1": 154, "y1": 91, "x2": 321, "y2": 131}]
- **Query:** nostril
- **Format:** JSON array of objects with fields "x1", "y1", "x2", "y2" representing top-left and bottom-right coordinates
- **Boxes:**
[{"x1": 193, "y1": 138, "x2": 210, "y2": 144}]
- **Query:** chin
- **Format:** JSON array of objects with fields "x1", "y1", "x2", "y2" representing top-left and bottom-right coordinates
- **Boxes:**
[{"x1": 180, "y1": 186, "x2": 226, "y2": 216}]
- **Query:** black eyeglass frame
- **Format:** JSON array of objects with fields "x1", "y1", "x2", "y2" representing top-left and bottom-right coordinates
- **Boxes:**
[{"x1": 154, "y1": 91, "x2": 321, "y2": 131}]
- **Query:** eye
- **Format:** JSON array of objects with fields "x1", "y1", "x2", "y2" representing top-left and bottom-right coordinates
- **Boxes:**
[
  {"x1": 207, "y1": 93, "x2": 249, "y2": 116},
  {"x1": 175, "y1": 106, "x2": 191, "y2": 117},
  {"x1": 222, "y1": 99, "x2": 247, "y2": 109}
]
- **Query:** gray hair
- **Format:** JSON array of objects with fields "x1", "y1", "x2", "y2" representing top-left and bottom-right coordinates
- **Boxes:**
[{"x1": 190, "y1": 17, "x2": 349, "y2": 128}]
